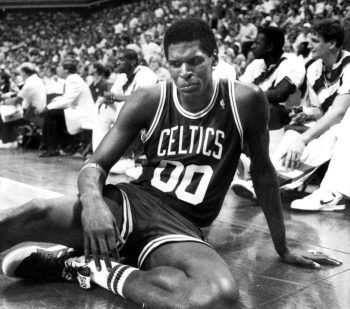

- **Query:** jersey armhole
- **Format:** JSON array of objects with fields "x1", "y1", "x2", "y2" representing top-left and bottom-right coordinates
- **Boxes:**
[
  {"x1": 141, "y1": 81, "x2": 166, "y2": 143},
  {"x1": 228, "y1": 79, "x2": 245, "y2": 150}
]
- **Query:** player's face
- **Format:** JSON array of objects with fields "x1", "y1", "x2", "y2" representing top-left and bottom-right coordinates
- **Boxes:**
[
  {"x1": 116, "y1": 53, "x2": 133, "y2": 73},
  {"x1": 308, "y1": 33, "x2": 331, "y2": 60},
  {"x1": 252, "y1": 33, "x2": 268, "y2": 59},
  {"x1": 167, "y1": 41, "x2": 214, "y2": 100}
]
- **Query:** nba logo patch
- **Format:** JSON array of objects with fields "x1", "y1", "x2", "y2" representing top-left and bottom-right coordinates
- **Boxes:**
[{"x1": 220, "y1": 99, "x2": 225, "y2": 109}]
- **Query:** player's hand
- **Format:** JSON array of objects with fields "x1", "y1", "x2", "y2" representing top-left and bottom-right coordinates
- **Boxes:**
[
  {"x1": 280, "y1": 137, "x2": 306, "y2": 169},
  {"x1": 80, "y1": 193, "x2": 124, "y2": 271},
  {"x1": 281, "y1": 250, "x2": 342, "y2": 269}
]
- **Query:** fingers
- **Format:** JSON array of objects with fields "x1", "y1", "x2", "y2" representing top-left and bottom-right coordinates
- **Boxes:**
[
  {"x1": 107, "y1": 233, "x2": 120, "y2": 263},
  {"x1": 307, "y1": 250, "x2": 342, "y2": 266},
  {"x1": 293, "y1": 255, "x2": 321, "y2": 269},
  {"x1": 89, "y1": 237, "x2": 102, "y2": 271},
  {"x1": 84, "y1": 234, "x2": 91, "y2": 263},
  {"x1": 282, "y1": 151, "x2": 301, "y2": 169},
  {"x1": 99, "y1": 238, "x2": 113, "y2": 271}
]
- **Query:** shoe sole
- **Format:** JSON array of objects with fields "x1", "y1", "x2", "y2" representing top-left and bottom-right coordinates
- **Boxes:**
[
  {"x1": 231, "y1": 184, "x2": 257, "y2": 202},
  {"x1": 291, "y1": 204, "x2": 346, "y2": 211},
  {"x1": 2, "y1": 244, "x2": 67, "y2": 278}
]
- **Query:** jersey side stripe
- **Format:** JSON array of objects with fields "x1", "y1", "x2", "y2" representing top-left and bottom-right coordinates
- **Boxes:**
[
  {"x1": 141, "y1": 81, "x2": 166, "y2": 143},
  {"x1": 137, "y1": 234, "x2": 212, "y2": 268},
  {"x1": 228, "y1": 79, "x2": 244, "y2": 149}
]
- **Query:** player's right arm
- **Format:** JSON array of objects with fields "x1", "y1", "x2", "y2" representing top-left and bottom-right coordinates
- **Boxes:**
[{"x1": 77, "y1": 84, "x2": 161, "y2": 270}]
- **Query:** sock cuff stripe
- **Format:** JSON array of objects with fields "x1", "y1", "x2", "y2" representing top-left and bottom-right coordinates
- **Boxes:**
[
  {"x1": 107, "y1": 264, "x2": 124, "y2": 293},
  {"x1": 116, "y1": 267, "x2": 137, "y2": 298},
  {"x1": 112, "y1": 265, "x2": 128, "y2": 294}
]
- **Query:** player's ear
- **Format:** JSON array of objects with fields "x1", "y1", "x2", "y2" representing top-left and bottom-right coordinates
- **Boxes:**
[{"x1": 212, "y1": 49, "x2": 219, "y2": 66}]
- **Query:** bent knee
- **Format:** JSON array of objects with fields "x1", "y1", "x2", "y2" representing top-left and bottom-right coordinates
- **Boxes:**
[{"x1": 187, "y1": 277, "x2": 239, "y2": 309}]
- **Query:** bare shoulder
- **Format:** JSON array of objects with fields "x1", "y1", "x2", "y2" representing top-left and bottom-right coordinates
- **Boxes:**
[
  {"x1": 123, "y1": 83, "x2": 163, "y2": 129},
  {"x1": 233, "y1": 80, "x2": 269, "y2": 131}
]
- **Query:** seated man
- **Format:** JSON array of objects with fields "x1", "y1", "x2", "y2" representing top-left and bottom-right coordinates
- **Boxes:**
[
  {"x1": 0, "y1": 18, "x2": 340, "y2": 309},
  {"x1": 239, "y1": 26, "x2": 306, "y2": 154},
  {"x1": 0, "y1": 62, "x2": 46, "y2": 149},
  {"x1": 233, "y1": 19, "x2": 350, "y2": 211},
  {"x1": 39, "y1": 57, "x2": 94, "y2": 157}
]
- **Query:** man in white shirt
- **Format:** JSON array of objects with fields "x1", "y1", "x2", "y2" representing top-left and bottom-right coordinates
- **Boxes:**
[
  {"x1": 235, "y1": 15, "x2": 258, "y2": 58},
  {"x1": 239, "y1": 27, "x2": 305, "y2": 153},
  {"x1": 141, "y1": 31, "x2": 162, "y2": 64},
  {"x1": 232, "y1": 27, "x2": 305, "y2": 199},
  {"x1": 39, "y1": 57, "x2": 94, "y2": 157},
  {"x1": 0, "y1": 62, "x2": 46, "y2": 149}
]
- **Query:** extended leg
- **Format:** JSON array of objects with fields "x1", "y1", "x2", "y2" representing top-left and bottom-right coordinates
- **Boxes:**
[{"x1": 0, "y1": 188, "x2": 123, "y2": 253}]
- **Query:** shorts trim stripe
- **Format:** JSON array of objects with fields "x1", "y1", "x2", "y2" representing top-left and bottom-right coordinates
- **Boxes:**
[
  {"x1": 118, "y1": 189, "x2": 133, "y2": 250},
  {"x1": 137, "y1": 234, "x2": 211, "y2": 268}
]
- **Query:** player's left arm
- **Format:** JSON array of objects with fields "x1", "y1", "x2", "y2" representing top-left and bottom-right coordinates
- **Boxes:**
[{"x1": 237, "y1": 83, "x2": 342, "y2": 268}]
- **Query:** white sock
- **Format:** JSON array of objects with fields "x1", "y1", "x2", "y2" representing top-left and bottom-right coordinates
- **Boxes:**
[{"x1": 86, "y1": 259, "x2": 138, "y2": 298}]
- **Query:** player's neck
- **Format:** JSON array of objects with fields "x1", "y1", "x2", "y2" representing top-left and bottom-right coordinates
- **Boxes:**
[
  {"x1": 323, "y1": 49, "x2": 342, "y2": 71},
  {"x1": 177, "y1": 82, "x2": 215, "y2": 113},
  {"x1": 264, "y1": 51, "x2": 283, "y2": 68}
]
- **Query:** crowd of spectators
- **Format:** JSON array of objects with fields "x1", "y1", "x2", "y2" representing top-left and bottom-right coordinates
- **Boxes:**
[{"x1": 0, "y1": 0, "x2": 350, "y2": 158}]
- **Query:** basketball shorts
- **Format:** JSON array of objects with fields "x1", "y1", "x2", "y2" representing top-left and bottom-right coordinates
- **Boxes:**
[{"x1": 108, "y1": 182, "x2": 211, "y2": 269}]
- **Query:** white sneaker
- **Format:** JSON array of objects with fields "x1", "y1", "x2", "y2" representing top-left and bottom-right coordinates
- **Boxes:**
[
  {"x1": 235, "y1": 154, "x2": 251, "y2": 180},
  {"x1": 0, "y1": 140, "x2": 18, "y2": 149},
  {"x1": 291, "y1": 189, "x2": 347, "y2": 211},
  {"x1": 125, "y1": 166, "x2": 143, "y2": 179},
  {"x1": 231, "y1": 178, "x2": 257, "y2": 202},
  {"x1": 110, "y1": 158, "x2": 135, "y2": 174}
]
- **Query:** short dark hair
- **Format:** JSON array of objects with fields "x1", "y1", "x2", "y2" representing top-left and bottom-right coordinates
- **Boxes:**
[
  {"x1": 121, "y1": 48, "x2": 138, "y2": 62},
  {"x1": 258, "y1": 27, "x2": 285, "y2": 52},
  {"x1": 62, "y1": 57, "x2": 78, "y2": 74},
  {"x1": 93, "y1": 62, "x2": 105, "y2": 76},
  {"x1": 313, "y1": 19, "x2": 344, "y2": 48},
  {"x1": 163, "y1": 18, "x2": 218, "y2": 60}
]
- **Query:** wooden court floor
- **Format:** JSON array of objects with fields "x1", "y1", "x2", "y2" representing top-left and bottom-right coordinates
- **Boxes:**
[{"x1": 1, "y1": 148, "x2": 350, "y2": 308}]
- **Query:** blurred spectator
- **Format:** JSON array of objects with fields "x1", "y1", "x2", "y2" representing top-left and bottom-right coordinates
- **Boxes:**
[
  {"x1": 293, "y1": 23, "x2": 312, "y2": 54},
  {"x1": 39, "y1": 57, "x2": 94, "y2": 157},
  {"x1": 148, "y1": 55, "x2": 171, "y2": 81},
  {"x1": 0, "y1": 62, "x2": 46, "y2": 149},
  {"x1": 141, "y1": 31, "x2": 162, "y2": 64},
  {"x1": 89, "y1": 62, "x2": 109, "y2": 102},
  {"x1": 235, "y1": 14, "x2": 258, "y2": 58},
  {"x1": 43, "y1": 66, "x2": 65, "y2": 103},
  {"x1": 213, "y1": 58, "x2": 237, "y2": 80}
]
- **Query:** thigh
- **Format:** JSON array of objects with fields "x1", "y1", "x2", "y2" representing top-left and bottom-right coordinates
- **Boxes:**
[
  {"x1": 144, "y1": 241, "x2": 236, "y2": 287},
  {"x1": 37, "y1": 186, "x2": 124, "y2": 248}
]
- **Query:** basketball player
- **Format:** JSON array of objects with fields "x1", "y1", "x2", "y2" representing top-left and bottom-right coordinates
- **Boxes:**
[{"x1": 0, "y1": 19, "x2": 341, "y2": 309}]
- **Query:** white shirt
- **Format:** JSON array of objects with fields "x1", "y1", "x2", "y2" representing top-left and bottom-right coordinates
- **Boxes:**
[
  {"x1": 110, "y1": 65, "x2": 158, "y2": 96},
  {"x1": 240, "y1": 53, "x2": 305, "y2": 94},
  {"x1": 213, "y1": 60, "x2": 237, "y2": 80},
  {"x1": 18, "y1": 74, "x2": 46, "y2": 113},
  {"x1": 44, "y1": 75, "x2": 65, "y2": 95},
  {"x1": 48, "y1": 73, "x2": 94, "y2": 110}
]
